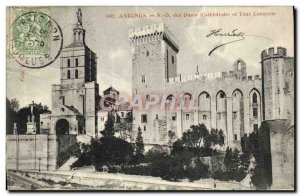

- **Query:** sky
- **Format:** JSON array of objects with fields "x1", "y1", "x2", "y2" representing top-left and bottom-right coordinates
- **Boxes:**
[{"x1": 6, "y1": 6, "x2": 294, "y2": 109}]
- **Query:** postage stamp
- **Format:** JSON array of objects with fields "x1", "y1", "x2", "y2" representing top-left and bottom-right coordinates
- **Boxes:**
[{"x1": 8, "y1": 7, "x2": 63, "y2": 68}]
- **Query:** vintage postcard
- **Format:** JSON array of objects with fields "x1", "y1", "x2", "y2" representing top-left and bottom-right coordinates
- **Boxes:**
[{"x1": 6, "y1": 6, "x2": 295, "y2": 191}]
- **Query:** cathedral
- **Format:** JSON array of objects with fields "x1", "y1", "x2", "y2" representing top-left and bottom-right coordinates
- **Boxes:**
[{"x1": 40, "y1": 9, "x2": 99, "y2": 137}]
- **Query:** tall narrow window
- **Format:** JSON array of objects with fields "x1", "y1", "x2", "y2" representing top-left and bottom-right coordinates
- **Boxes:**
[
  {"x1": 75, "y1": 58, "x2": 78, "y2": 67},
  {"x1": 67, "y1": 59, "x2": 70, "y2": 67},
  {"x1": 253, "y1": 108, "x2": 258, "y2": 117},
  {"x1": 141, "y1": 114, "x2": 147, "y2": 123},
  {"x1": 141, "y1": 75, "x2": 146, "y2": 83},
  {"x1": 186, "y1": 114, "x2": 190, "y2": 120},
  {"x1": 62, "y1": 96, "x2": 65, "y2": 105},
  {"x1": 75, "y1": 69, "x2": 78, "y2": 79},
  {"x1": 254, "y1": 124, "x2": 259, "y2": 131},
  {"x1": 67, "y1": 70, "x2": 71, "y2": 79},
  {"x1": 234, "y1": 134, "x2": 238, "y2": 140},
  {"x1": 253, "y1": 93, "x2": 257, "y2": 104}
]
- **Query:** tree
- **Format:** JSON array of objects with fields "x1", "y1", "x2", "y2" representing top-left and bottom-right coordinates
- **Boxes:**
[
  {"x1": 100, "y1": 112, "x2": 115, "y2": 138},
  {"x1": 224, "y1": 147, "x2": 239, "y2": 171},
  {"x1": 212, "y1": 147, "x2": 249, "y2": 182},
  {"x1": 115, "y1": 113, "x2": 134, "y2": 142},
  {"x1": 7, "y1": 100, "x2": 50, "y2": 134},
  {"x1": 135, "y1": 126, "x2": 144, "y2": 163},
  {"x1": 10, "y1": 98, "x2": 20, "y2": 112},
  {"x1": 6, "y1": 98, "x2": 18, "y2": 134},
  {"x1": 181, "y1": 124, "x2": 210, "y2": 148},
  {"x1": 91, "y1": 137, "x2": 134, "y2": 170},
  {"x1": 167, "y1": 130, "x2": 176, "y2": 147}
]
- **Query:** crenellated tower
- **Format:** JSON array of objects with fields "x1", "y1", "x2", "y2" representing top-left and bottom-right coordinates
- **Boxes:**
[
  {"x1": 129, "y1": 23, "x2": 179, "y2": 145},
  {"x1": 129, "y1": 23, "x2": 179, "y2": 95},
  {"x1": 261, "y1": 47, "x2": 294, "y2": 123}
]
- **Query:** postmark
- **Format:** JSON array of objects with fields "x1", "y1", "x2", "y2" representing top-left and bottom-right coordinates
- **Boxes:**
[{"x1": 9, "y1": 8, "x2": 63, "y2": 69}]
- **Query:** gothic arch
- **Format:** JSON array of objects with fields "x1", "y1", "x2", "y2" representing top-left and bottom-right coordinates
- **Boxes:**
[
  {"x1": 198, "y1": 91, "x2": 211, "y2": 111},
  {"x1": 165, "y1": 94, "x2": 176, "y2": 111},
  {"x1": 182, "y1": 93, "x2": 193, "y2": 111},
  {"x1": 232, "y1": 88, "x2": 243, "y2": 97},
  {"x1": 232, "y1": 89, "x2": 244, "y2": 141},
  {"x1": 249, "y1": 88, "x2": 261, "y2": 98},
  {"x1": 216, "y1": 90, "x2": 227, "y2": 136},
  {"x1": 249, "y1": 88, "x2": 261, "y2": 132},
  {"x1": 198, "y1": 91, "x2": 212, "y2": 130},
  {"x1": 216, "y1": 90, "x2": 226, "y2": 99}
]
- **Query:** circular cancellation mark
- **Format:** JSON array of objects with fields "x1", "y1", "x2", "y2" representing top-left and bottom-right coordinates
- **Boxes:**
[{"x1": 9, "y1": 11, "x2": 63, "y2": 69}]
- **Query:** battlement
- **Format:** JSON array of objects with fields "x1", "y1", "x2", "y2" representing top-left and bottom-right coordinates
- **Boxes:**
[
  {"x1": 261, "y1": 47, "x2": 287, "y2": 60},
  {"x1": 129, "y1": 23, "x2": 179, "y2": 52},
  {"x1": 168, "y1": 71, "x2": 260, "y2": 84}
]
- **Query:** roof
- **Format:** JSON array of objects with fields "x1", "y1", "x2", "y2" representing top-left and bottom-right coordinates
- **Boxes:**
[
  {"x1": 64, "y1": 42, "x2": 84, "y2": 48},
  {"x1": 65, "y1": 105, "x2": 82, "y2": 115},
  {"x1": 117, "y1": 102, "x2": 132, "y2": 111},
  {"x1": 103, "y1": 86, "x2": 119, "y2": 93}
]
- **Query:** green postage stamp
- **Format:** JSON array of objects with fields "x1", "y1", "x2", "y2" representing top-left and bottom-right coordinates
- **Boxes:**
[{"x1": 8, "y1": 7, "x2": 63, "y2": 68}]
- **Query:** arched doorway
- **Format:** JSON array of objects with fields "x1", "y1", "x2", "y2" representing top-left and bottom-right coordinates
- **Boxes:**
[{"x1": 56, "y1": 119, "x2": 69, "y2": 135}]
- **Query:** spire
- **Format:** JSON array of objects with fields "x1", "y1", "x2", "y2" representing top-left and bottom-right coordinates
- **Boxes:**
[
  {"x1": 72, "y1": 8, "x2": 85, "y2": 45},
  {"x1": 76, "y1": 8, "x2": 83, "y2": 27},
  {"x1": 196, "y1": 65, "x2": 199, "y2": 75}
]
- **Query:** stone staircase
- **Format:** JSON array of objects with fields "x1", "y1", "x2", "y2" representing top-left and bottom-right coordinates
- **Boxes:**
[{"x1": 58, "y1": 156, "x2": 78, "y2": 171}]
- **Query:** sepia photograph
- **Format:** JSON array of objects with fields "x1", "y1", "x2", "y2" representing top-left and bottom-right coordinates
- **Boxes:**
[{"x1": 5, "y1": 6, "x2": 295, "y2": 191}]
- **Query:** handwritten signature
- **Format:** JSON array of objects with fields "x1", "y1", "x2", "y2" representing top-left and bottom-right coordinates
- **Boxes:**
[{"x1": 206, "y1": 29, "x2": 245, "y2": 56}]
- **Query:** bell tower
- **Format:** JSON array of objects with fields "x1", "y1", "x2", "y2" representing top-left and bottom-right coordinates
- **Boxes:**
[
  {"x1": 73, "y1": 9, "x2": 85, "y2": 44},
  {"x1": 51, "y1": 8, "x2": 99, "y2": 137}
]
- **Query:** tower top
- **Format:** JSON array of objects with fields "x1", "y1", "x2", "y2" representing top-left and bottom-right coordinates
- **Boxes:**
[
  {"x1": 76, "y1": 8, "x2": 83, "y2": 27},
  {"x1": 65, "y1": 8, "x2": 86, "y2": 48},
  {"x1": 129, "y1": 23, "x2": 179, "y2": 52},
  {"x1": 261, "y1": 47, "x2": 287, "y2": 61}
]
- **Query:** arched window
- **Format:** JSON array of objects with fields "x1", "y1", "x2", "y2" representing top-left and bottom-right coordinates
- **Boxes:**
[
  {"x1": 67, "y1": 70, "x2": 71, "y2": 79},
  {"x1": 166, "y1": 95, "x2": 176, "y2": 111},
  {"x1": 253, "y1": 93, "x2": 257, "y2": 104},
  {"x1": 75, "y1": 58, "x2": 78, "y2": 67},
  {"x1": 75, "y1": 69, "x2": 78, "y2": 79},
  {"x1": 67, "y1": 59, "x2": 70, "y2": 67}
]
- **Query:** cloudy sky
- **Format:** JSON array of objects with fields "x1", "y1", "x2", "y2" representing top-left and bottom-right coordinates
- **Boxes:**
[{"x1": 6, "y1": 6, "x2": 294, "y2": 109}]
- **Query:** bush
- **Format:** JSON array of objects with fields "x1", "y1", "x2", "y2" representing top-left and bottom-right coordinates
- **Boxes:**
[
  {"x1": 145, "y1": 149, "x2": 209, "y2": 182},
  {"x1": 91, "y1": 137, "x2": 135, "y2": 171},
  {"x1": 108, "y1": 164, "x2": 152, "y2": 176},
  {"x1": 212, "y1": 148, "x2": 250, "y2": 182},
  {"x1": 186, "y1": 158, "x2": 210, "y2": 182}
]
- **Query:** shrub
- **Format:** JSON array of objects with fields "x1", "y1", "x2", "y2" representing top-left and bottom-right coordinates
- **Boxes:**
[
  {"x1": 186, "y1": 158, "x2": 210, "y2": 182},
  {"x1": 108, "y1": 164, "x2": 152, "y2": 176},
  {"x1": 91, "y1": 137, "x2": 135, "y2": 171},
  {"x1": 212, "y1": 148, "x2": 250, "y2": 182}
]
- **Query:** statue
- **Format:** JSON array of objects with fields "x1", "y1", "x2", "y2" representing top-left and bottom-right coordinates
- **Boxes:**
[{"x1": 76, "y1": 8, "x2": 82, "y2": 26}]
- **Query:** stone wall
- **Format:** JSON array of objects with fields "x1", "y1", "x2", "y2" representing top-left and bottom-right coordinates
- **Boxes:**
[
  {"x1": 257, "y1": 120, "x2": 294, "y2": 190},
  {"x1": 6, "y1": 134, "x2": 77, "y2": 171}
]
